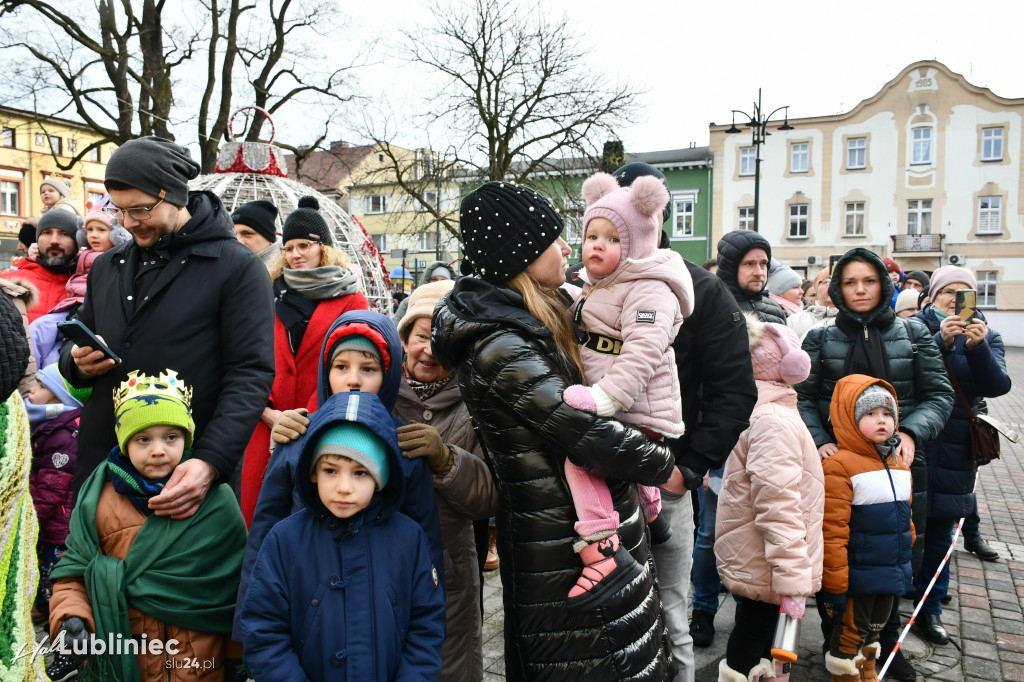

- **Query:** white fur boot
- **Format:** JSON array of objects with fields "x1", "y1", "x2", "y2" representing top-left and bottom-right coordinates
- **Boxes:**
[
  {"x1": 719, "y1": 657, "x2": 774, "y2": 682},
  {"x1": 825, "y1": 650, "x2": 863, "y2": 682}
]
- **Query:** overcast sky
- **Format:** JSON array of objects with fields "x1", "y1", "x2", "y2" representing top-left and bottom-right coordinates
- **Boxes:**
[{"x1": 336, "y1": 0, "x2": 1024, "y2": 154}]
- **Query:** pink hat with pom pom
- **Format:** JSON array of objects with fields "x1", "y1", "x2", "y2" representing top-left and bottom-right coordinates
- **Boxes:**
[
  {"x1": 582, "y1": 172, "x2": 669, "y2": 262},
  {"x1": 746, "y1": 314, "x2": 811, "y2": 385}
]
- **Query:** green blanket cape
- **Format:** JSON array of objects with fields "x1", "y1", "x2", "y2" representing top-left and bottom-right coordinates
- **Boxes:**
[{"x1": 50, "y1": 462, "x2": 247, "y2": 681}]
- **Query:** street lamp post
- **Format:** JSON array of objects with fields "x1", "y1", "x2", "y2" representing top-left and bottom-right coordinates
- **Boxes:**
[{"x1": 725, "y1": 88, "x2": 793, "y2": 232}]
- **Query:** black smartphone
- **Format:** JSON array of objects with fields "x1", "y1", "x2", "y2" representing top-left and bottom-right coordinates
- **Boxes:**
[
  {"x1": 57, "y1": 319, "x2": 122, "y2": 364},
  {"x1": 829, "y1": 254, "x2": 843, "y2": 276},
  {"x1": 955, "y1": 289, "x2": 977, "y2": 322}
]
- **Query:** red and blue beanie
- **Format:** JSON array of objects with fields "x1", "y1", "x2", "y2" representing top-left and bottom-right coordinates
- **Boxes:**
[{"x1": 323, "y1": 322, "x2": 391, "y2": 372}]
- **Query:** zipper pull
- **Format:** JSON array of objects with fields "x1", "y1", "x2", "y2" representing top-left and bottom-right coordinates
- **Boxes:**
[{"x1": 863, "y1": 323, "x2": 869, "y2": 340}]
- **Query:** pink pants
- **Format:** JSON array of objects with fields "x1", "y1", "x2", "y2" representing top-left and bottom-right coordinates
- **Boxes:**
[{"x1": 564, "y1": 459, "x2": 662, "y2": 540}]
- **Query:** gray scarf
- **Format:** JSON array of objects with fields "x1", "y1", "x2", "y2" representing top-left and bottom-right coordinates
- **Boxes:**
[{"x1": 281, "y1": 265, "x2": 359, "y2": 300}]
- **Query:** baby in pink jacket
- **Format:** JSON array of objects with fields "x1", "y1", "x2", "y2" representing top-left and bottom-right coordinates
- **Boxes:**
[{"x1": 561, "y1": 172, "x2": 694, "y2": 610}]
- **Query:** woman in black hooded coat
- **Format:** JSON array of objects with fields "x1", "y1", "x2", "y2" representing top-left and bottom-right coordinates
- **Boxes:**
[
  {"x1": 796, "y1": 247, "x2": 953, "y2": 679},
  {"x1": 432, "y1": 181, "x2": 675, "y2": 681}
]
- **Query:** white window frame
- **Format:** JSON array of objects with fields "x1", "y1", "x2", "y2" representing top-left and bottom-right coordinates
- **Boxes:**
[
  {"x1": 790, "y1": 142, "x2": 809, "y2": 173},
  {"x1": 977, "y1": 271, "x2": 997, "y2": 308},
  {"x1": 739, "y1": 147, "x2": 756, "y2": 176},
  {"x1": 414, "y1": 232, "x2": 433, "y2": 252},
  {"x1": 372, "y1": 233, "x2": 388, "y2": 252},
  {"x1": 1, "y1": 127, "x2": 14, "y2": 148},
  {"x1": 844, "y1": 201, "x2": 865, "y2": 236},
  {"x1": 982, "y1": 128, "x2": 1004, "y2": 161},
  {"x1": 67, "y1": 138, "x2": 77, "y2": 154},
  {"x1": 366, "y1": 195, "x2": 387, "y2": 214},
  {"x1": 788, "y1": 203, "x2": 808, "y2": 238},
  {"x1": 738, "y1": 206, "x2": 754, "y2": 231},
  {"x1": 907, "y1": 199, "x2": 932, "y2": 234},
  {"x1": 911, "y1": 127, "x2": 932, "y2": 165},
  {"x1": 978, "y1": 196, "x2": 1002, "y2": 234},
  {"x1": 48, "y1": 135, "x2": 62, "y2": 157},
  {"x1": 1, "y1": 180, "x2": 20, "y2": 216},
  {"x1": 847, "y1": 137, "x2": 866, "y2": 169},
  {"x1": 672, "y1": 193, "x2": 695, "y2": 238}
]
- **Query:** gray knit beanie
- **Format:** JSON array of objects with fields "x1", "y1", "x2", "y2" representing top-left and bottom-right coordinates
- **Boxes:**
[
  {"x1": 104, "y1": 136, "x2": 200, "y2": 207},
  {"x1": 35, "y1": 210, "x2": 82, "y2": 243},
  {"x1": 40, "y1": 176, "x2": 71, "y2": 198},
  {"x1": 855, "y1": 384, "x2": 898, "y2": 424}
]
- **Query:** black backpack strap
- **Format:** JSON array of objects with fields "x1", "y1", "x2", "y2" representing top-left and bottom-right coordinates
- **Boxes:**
[{"x1": 901, "y1": 317, "x2": 918, "y2": 354}]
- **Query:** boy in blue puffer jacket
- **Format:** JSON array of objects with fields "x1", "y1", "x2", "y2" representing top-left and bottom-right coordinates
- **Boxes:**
[
  {"x1": 240, "y1": 390, "x2": 445, "y2": 680},
  {"x1": 235, "y1": 310, "x2": 444, "y2": 643}
]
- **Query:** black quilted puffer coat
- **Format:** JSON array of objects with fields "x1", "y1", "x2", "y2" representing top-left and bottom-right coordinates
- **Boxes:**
[
  {"x1": 715, "y1": 230, "x2": 786, "y2": 324},
  {"x1": 432, "y1": 276, "x2": 676, "y2": 682}
]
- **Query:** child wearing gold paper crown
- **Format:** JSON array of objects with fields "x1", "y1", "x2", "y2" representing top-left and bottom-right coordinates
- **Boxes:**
[{"x1": 48, "y1": 370, "x2": 248, "y2": 682}]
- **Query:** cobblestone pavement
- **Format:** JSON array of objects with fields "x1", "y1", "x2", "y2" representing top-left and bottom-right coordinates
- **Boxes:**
[{"x1": 482, "y1": 347, "x2": 1024, "y2": 681}]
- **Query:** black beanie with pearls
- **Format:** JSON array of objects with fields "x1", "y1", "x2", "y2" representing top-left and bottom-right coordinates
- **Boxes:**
[{"x1": 459, "y1": 181, "x2": 563, "y2": 284}]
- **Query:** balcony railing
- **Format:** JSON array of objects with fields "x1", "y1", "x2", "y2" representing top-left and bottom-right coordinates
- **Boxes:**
[{"x1": 891, "y1": 234, "x2": 945, "y2": 253}]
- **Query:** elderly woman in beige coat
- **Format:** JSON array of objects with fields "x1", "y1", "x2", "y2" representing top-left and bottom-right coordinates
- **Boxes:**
[
  {"x1": 715, "y1": 316, "x2": 825, "y2": 682},
  {"x1": 394, "y1": 279, "x2": 499, "y2": 682}
]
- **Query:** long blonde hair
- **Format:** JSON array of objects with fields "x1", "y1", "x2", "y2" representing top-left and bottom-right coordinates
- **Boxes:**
[
  {"x1": 267, "y1": 243, "x2": 350, "y2": 280},
  {"x1": 507, "y1": 271, "x2": 585, "y2": 382}
]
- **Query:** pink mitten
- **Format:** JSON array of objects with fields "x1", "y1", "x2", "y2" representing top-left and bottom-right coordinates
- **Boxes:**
[
  {"x1": 780, "y1": 595, "x2": 805, "y2": 619},
  {"x1": 563, "y1": 384, "x2": 597, "y2": 414}
]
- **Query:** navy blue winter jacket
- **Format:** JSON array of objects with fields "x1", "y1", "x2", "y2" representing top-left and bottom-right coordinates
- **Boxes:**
[
  {"x1": 240, "y1": 390, "x2": 445, "y2": 681},
  {"x1": 235, "y1": 311, "x2": 444, "y2": 641},
  {"x1": 914, "y1": 307, "x2": 1011, "y2": 519}
]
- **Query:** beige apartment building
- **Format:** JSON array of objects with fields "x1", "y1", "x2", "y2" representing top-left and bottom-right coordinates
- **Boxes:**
[
  {"x1": 710, "y1": 60, "x2": 1024, "y2": 344},
  {"x1": 0, "y1": 106, "x2": 113, "y2": 264}
]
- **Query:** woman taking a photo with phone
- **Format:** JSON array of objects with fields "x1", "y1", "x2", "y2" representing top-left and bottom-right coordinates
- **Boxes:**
[{"x1": 910, "y1": 266, "x2": 1011, "y2": 645}]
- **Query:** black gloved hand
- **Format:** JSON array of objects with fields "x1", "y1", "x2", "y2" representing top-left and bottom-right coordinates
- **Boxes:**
[
  {"x1": 678, "y1": 465, "x2": 703, "y2": 491},
  {"x1": 57, "y1": 616, "x2": 91, "y2": 663}
]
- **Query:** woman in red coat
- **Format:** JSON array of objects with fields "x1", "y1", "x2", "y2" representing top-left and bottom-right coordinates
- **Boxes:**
[{"x1": 240, "y1": 196, "x2": 367, "y2": 525}]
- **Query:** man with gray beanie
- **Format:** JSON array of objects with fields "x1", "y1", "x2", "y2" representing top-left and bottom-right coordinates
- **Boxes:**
[
  {"x1": 60, "y1": 135, "x2": 275, "y2": 518},
  {"x1": 1, "y1": 210, "x2": 81, "y2": 322}
]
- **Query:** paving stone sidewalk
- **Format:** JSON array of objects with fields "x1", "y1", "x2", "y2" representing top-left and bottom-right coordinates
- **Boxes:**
[{"x1": 482, "y1": 347, "x2": 1024, "y2": 681}]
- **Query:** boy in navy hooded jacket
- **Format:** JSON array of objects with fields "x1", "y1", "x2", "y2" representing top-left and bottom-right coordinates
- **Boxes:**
[
  {"x1": 240, "y1": 390, "x2": 445, "y2": 680},
  {"x1": 236, "y1": 311, "x2": 444, "y2": 640}
]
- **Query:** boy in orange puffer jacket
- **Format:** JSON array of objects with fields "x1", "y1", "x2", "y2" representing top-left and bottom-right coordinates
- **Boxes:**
[{"x1": 820, "y1": 375, "x2": 914, "y2": 682}]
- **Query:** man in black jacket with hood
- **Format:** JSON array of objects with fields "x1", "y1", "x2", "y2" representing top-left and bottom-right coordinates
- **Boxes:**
[
  {"x1": 611, "y1": 163, "x2": 757, "y2": 680},
  {"x1": 716, "y1": 230, "x2": 786, "y2": 324},
  {"x1": 61, "y1": 136, "x2": 275, "y2": 518}
]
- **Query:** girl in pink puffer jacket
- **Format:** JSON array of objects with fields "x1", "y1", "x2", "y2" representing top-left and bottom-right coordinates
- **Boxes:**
[
  {"x1": 715, "y1": 316, "x2": 825, "y2": 682},
  {"x1": 560, "y1": 172, "x2": 693, "y2": 610}
]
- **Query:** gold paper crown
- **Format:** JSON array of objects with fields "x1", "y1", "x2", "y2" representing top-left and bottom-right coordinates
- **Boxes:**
[{"x1": 113, "y1": 369, "x2": 193, "y2": 412}]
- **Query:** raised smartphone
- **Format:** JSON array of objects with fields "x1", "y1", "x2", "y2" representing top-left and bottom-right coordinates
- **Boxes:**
[
  {"x1": 955, "y1": 289, "x2": 977, "y2": 322},
  {"x1": 57, "y1": 319, "x2": 122, "y2": 364}
]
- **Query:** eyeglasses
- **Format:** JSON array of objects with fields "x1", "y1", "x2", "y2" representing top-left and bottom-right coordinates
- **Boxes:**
[
  {"x1": 103, "y1": 197, "x2": 165, "y2": 221},
  {"x1": 935, "y1": 289, "x2": 958, "y2": 299},
  {"x1": 283, "y1": 240, "x2": 318, "y2": 256}
]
